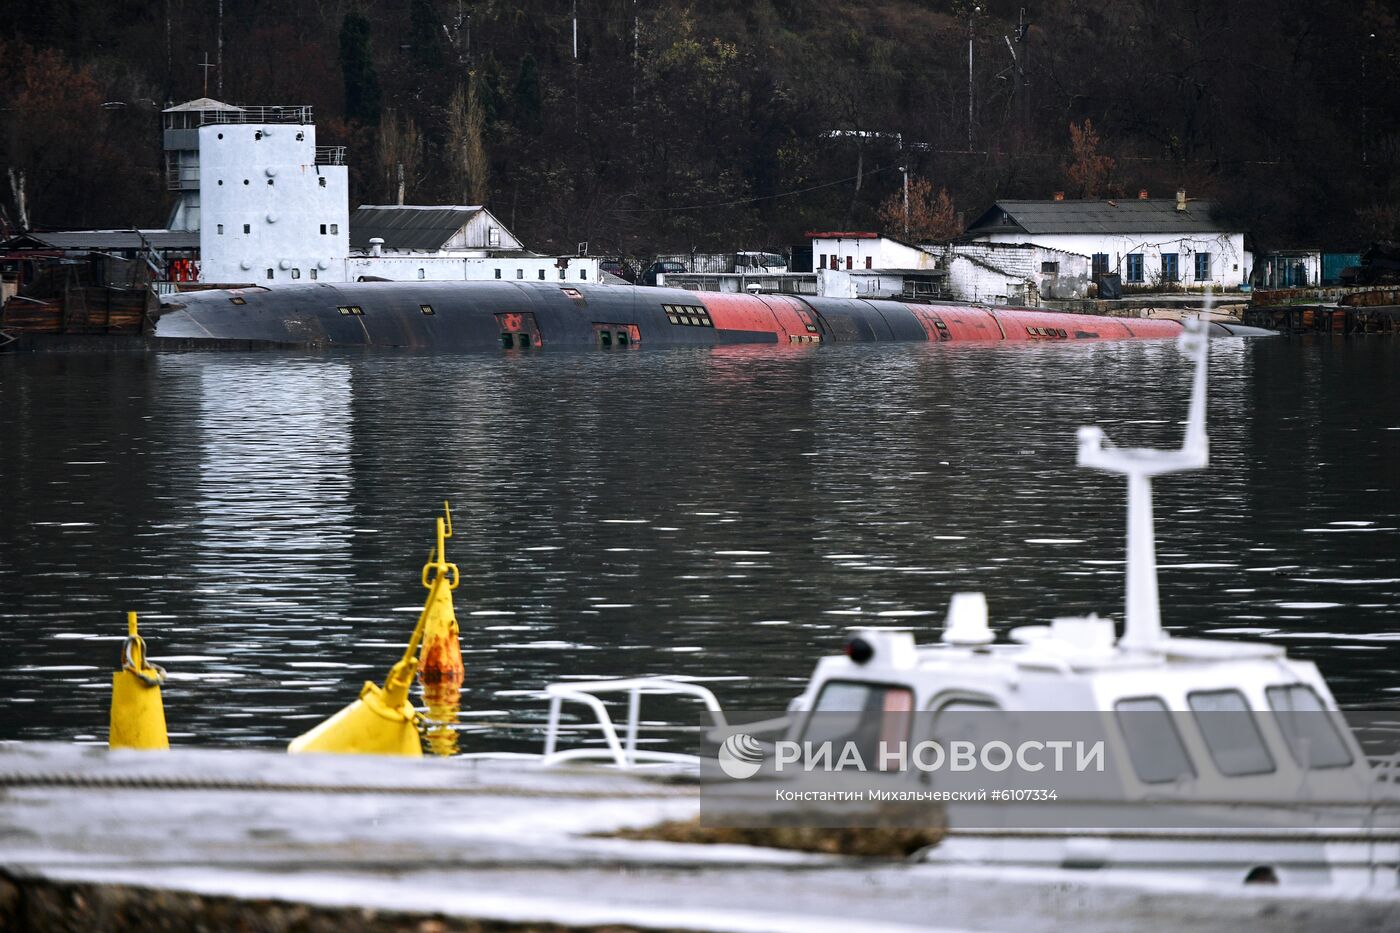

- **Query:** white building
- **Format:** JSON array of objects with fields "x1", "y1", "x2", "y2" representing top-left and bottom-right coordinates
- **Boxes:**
[
  {"x1": 346, "y1": 205, "x2": 598, "y2": 284},
  {"x1": 161, "y1": 99, "x2": 595, "y2": 286},
  {"x1": 963, "y1": 192, "x2": 1250, "y2": 289},
  {"x1": 808, "y1": 232, "x2": 941, "y2": 274},
  {"x1": 164, "y1": 99, "x2": 349, "y2": 284},
  {"x1": 807, "y1": 232, "x2": 1089, "y2": 304}
]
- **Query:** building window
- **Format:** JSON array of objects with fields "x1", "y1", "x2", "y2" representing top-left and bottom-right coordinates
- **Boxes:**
[
  {"x1": 417, "y1": 268, "x2": 425, "y2": 280},
  {"x1": 830, "y1": 254, "x2": 838, "y2": 269},
  {"x1": 495, "y1": 268, "x2": 501, "y2": 279},
  {"x1": 319, "y1": 177, "x2": 327, "y2": 188},
  {"x1": 487, "y1": 226, "x2": 501, "y2": 247},
  {"x1": 243, "y1": 224, "x2": 251, "y2": 234},
  {"x1": 216, "y1": 224, "x2": 224, "y2": 235},
  {"x1": 1126, "y1": 253, "x2": 1144, "y2": 283},
  {"x1": 580, "y1": 269, "x2": 587, "y2": 280},
  {"x1": 329, "y1": 224, "x2": 338, "y2": 235},
  {"x1": 266, "y1": 268, "x2": 274, "y2": 280},
  {"x1": 420, "y1": 304, "x2": 435, "y2": 315},
  {"x1": 559, "y1": 269, "x2": 566, "y2": 280},
  {"x1": 291, "y1": 268, "x2": 301, "y2": 279},
  {"x1": 267, "y1": 178, "x2": 274, "y2": 186},
  {"x1": 819, "y1": 254, "x2": 827, "y2": 269},
  {"x1": 516, "y1": 269, "x2": 523, "y2": 279},
  {"x1": 1092, "y1": 253, "x2": 1110, "y2": 275},
  {"x1": 1041, "y1": 261, "x2": 1060, "y2": 275},
  {"x1": 1195, "y1": 253, "x2": 1211, "y2": 280},
  {"x1": 865, "y1": 256, "x2": 872, "y2": 269},
  {"x1": 217, "y1": 179, "x2": 223, "y2": 186},
  {"x1": 845, "y1": 256, "x2": 853, "y2": 270},
  {"x1": 1161, "y1": 253, "x2": 1179, "y2": 282},
  {"x1": 538, "y1": 269, "x2": 545, "y2": 280},
  {"x1": 320, "y1": 224, "x2": 327, "y2": 235},
  {"x1": 310, "y1": 269, "x2": 318, "y2": 280}
]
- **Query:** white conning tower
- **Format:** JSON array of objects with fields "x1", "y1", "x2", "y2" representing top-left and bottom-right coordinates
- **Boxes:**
[{"x1": 164, "y1": 100, "x2": 350, "y2": 284}]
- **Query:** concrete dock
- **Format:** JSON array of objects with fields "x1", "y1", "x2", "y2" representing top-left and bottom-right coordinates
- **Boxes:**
[{"x1": 1, "y1": 743, "x2": 1396, "y2": 932}]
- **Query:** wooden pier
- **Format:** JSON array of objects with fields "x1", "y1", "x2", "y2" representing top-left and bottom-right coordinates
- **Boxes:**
[{"x1": 1, "y1": 743, "x2": 1396, "y2": 932}]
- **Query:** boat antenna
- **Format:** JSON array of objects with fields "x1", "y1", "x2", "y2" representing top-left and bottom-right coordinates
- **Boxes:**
[{"x1": 1076, "y1": 307, "x2": 1211, "y2": 650}]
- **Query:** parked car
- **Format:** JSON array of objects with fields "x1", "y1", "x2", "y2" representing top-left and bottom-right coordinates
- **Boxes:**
[
  {"x1": 640, "y1": 260, "x2": 686, "y2": 287},
  {"x1": 598, "y1": 258, "x2": 634, "y2": 282}
]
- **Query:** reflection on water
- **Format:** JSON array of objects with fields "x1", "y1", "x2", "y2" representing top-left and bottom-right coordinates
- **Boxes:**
[{"x1": 0, "y1": 339, "x2": 1396, "y2": 751}]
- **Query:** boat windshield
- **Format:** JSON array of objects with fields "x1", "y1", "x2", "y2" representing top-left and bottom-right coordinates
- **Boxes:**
[
  {"x1": 1115, "y1": 697, "x2": 1196, "y2": 784},
  {"x1": 1266, "y1": 684, "x2": 1354, "y2": 769},
  {"x1": 1188, "y1": 689, "x2": 1276, "y2": 777},
  {"x1": 803, "y1": 680, "x2": 913, "y2": 768}
]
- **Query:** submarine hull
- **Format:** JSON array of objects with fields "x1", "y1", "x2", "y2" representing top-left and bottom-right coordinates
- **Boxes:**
[{"x1": 155, "y1": 281, "x2": 1229, "y2": 350}]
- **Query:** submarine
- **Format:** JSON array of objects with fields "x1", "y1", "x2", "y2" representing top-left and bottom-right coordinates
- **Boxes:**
[{"x1": 154, "y1": 281, "x2": 1273, "y2": 350}]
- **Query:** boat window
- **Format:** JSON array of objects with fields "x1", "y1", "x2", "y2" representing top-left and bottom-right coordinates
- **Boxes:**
[
  {"x1": 929, "y1": 697, "x2": 1004, "y2": 759},
  {"x1": 1266, "y1": 684, "x2": 1353, "y2": 769},
  {"x1": 1114, "y1": 697, "x2": 1196, "y2": 784},
  {"x1": 803, "y1": 680, "x2": 914, "y2": 769},
  {"x1": 1187, "y1": 689, "x2": 1276, "y2": 776}
]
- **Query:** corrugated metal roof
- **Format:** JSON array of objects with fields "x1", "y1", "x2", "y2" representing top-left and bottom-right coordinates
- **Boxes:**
[
  {"x1": 3, "y1": 230, "x2": 200, "y2": 250},
  {"x1": 966, "y1": 199, "x2": 1231, "y2": 236},
  {"x1": 350, "y1": 205, "x2": 482, "y2": 251},
  {"x1": 163, "y1": 98, "x2": 244, "y2": 113}
]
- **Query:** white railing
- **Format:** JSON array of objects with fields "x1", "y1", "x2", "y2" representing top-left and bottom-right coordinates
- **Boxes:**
[
  {"x1": 315, "y1": 146, "x2": 346, "y2": 166},
  {"x1": 541, "y1": 677, "x2": 727, "y2": 769},
  {"x1": 195, "y1": 105, "x2": 313, "y2": 125}
]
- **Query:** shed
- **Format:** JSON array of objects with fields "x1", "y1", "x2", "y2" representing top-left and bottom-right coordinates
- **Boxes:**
[{"x1": 350, "y1": 205, "x2": 523, "y2": 254}]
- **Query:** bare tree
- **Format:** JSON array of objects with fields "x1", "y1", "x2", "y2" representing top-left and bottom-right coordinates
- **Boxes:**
[
  {"x1": 376, "y1": 110, "x2": 424, "y2": 205},
  {"x1": 1064, "y1": 119, "x2": 1115, "y2": 198},
  {"x1": 446, "y1": 74, "x2": 490, "y2": 205},
  {"x1": 878, "y1": 177, "x2": 962, "y2": 242}
]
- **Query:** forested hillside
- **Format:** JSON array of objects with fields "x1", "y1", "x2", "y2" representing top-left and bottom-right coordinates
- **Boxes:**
[{"x1": 1, "y1": 0, "x2": 1397, "y2": 256}]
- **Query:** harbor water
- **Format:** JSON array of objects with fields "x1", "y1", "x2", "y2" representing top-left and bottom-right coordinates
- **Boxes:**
[{"x1": 0, "y1": 338, "x2": 1397, "y2": 750}]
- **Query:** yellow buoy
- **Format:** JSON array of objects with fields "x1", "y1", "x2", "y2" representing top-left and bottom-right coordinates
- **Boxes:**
[
  {"x1": 419, "y1": 501, "x2": 465, "y2": 757},
  {"x1": 289, "y1": 504, "x2": 462, "y2": 757},
  {"x1": 109, "y1": 611, "x2": 169, "y2": 750}
]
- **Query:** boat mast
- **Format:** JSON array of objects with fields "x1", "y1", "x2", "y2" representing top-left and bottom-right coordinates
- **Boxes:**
[{"x1": 1076, "y1": 315, "x2": 1211, "y2": 650}]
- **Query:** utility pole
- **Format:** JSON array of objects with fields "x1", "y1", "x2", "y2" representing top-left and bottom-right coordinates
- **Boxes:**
[
  {"x1": 631, "y1": 0, "x2": 639, "y2": 132},
  {"x1": 165, "y1": 0, "x2": 172, "y2": 99},
  {"x1": 216, "y1": 0, "x2": 224, "y2": 97},
  {"x1": 898, "y1": 134, "x2": 909, "y2": 238},
  {"x1": 1363, "y1": 32, "x2": 1374, "y2": 165},
  {"x1": 902, "y1": 166, "x2": 910, "y2": 238},
  {"x1": 199, "y1": 52, "x2": 215, "y2": 97},
  {"x1": 968, "y1": 5, "x2": 980, "y2": 151},
  {"x1": 1016, "y1": 8, "x2": 1029, "y2": 131}
]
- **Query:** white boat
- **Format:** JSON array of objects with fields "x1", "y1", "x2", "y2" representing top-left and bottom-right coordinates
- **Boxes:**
[{"x1": 504, "y1": 316, "x2": 1400, "y2": 889}]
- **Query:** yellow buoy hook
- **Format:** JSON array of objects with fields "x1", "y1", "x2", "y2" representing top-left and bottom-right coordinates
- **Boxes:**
[
  {"x1": 109, "y1": 611, "x2": 169, "y2": 750},
  {"x1": 289, "y1": 501, "x2": 463, "y2": 757}
]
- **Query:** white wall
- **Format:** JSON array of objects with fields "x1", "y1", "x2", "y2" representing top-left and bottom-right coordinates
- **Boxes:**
[
  {"x1": 346, "y1": 255, "x2": 600, "y2": 283},
  {"x1": 197, "y1": 122, "x2": 349, "y2": 284},
  {"x1": 975, "y1": 231, "x2": 1248, "y2": 288},
  {"x1": 816, "y1": 269, "x2": 908, "y2": 298},
  {"x1": 447, "y1": 209, "x2": 522, "y2": 251},
  {"x1": 809, "y1": 236, "x2": 939, "y2": 272}
]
